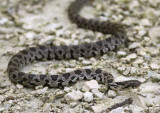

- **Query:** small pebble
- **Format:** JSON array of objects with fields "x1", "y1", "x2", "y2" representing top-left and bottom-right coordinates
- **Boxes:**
[
  {"x1": 129, "y1": 42, "x2": 140, "y2": 49},
  {"x1": 70, "y1": 102, "x2": 78, "y2": 108},
  {"x1": 126, "y1": 53, "x2": 137, "y2": 61},
  {"x1": 117, "y1": 51, "x2": 126, "y2": 57},
  {"x1": 133, "y1": 59, "x2": 144, "y2": 65},
  {"x1": 123, "y1": 67, "x2": 130, "y2": 76},
  {"x1": 39, "y1": 36, "x2": 54, "y2": 45},
  {"x1": 83, "y1": 92, "x2": 93, "y2": 102},
  {"x1": 0, "y1": 18, "x2": 8, "y2": 25},
  {"x1": 16, "y1": 84, "x2": 24, "y2": 89},
  {"x1": 82, "y1": 80, "x2": 100, "y2": 92},
  {"x1": 149, "y1": 26, "x2": 160, "y2": 39},
  {"x1": 150, "y1": 63, "x2": 160, "y2": 70},
  {"x1": 109, "y1": 107, "x2": 125, "y2": 113},
  {"x1": 130, "y1": 67, "x2": 137, "y2": 74},
  {"x1": 91, "y1": 89, "x2": 103, "y2": 99},
  {"x1": 108, "y1": 90, "x2": 117, "y2": 98},
  {"x1": 64, "y1": 90, "x2": 83, "y2": 103}
]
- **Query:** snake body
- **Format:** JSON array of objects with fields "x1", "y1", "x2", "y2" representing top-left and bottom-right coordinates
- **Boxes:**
[{"x1": 7, "y1": 0, "x2": 141, "y2": 90}]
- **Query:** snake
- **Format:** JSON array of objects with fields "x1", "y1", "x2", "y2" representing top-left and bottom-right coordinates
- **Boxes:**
[{"x1": 7, "y1": 0, "x2": 141, "y2": 91}]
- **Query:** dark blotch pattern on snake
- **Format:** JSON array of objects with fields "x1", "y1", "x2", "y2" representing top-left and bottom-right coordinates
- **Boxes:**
[{"x1": 7, "y1": 0, "x2": 141, "y2": 90}]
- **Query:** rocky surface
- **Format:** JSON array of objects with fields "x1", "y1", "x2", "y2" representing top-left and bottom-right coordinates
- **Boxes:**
[{"x1": 0, "y1": 0, "x2": 160, "y2": 112}]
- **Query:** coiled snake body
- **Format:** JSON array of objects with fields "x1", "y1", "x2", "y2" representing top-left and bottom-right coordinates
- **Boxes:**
[{"x1": 7, "y1": 0, "x2": 141, "y2": 90}]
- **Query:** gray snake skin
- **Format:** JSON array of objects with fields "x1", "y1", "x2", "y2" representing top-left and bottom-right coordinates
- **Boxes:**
[{"x1": 7, "y1": 0, "x2": 141, "y2": 90}]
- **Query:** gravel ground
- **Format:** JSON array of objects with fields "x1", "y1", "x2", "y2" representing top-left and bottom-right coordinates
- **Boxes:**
[{"x1": 0, "y1": 0, "x2": 160, "y2": 113}]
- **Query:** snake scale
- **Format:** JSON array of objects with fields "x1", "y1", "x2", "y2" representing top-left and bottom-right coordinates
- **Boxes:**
[{"x1": 7, "y1": 0, "x2": 141, "y2": 90}]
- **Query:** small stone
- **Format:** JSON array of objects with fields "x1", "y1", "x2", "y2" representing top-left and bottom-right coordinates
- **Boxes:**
[
  {"x1": 70, "y1": 102, "x2": 78, "y2": 108},
  {"x1": 140, "y1": 19, "x2": 151, "y2": 26},
  {"x1": 55, "y1": 90, "x2": 65, "y2": 99},
  {"x1": 123, "y1": 67, "x2": 130, "y2": 76},
  {"x1": 0, "y1": 107, "x2": 4, "y2": 112},
  {"x1": 24, "y1": 32, "x2": 35, "y2": 39},
  {"x1": 109, "y1": 107, "x2": 125, "y2": 113},
  {"x1": 149, "y1": 26, "x2": 160, "y2": 39},
  {"x1": 117, "y1": 51, "x2": 126, "y2": 57},
  {"x1": 144, "y1": 36, "x2": 150, "y2": 41},
  {"x1": 82, "y1": 80, "x2": 100, "y2": 92},
  {"x1": 129, "y1": 42, "x2": 140, "y2": 49},
  {"x1": 64, "y1": 87, "x2": 73, "y2": 93},
  {"x1": 16, "y1": 84, "x2": 24, "y2": 89},
  {"x1": 0, "y1": 18, "x2": 8, "y2": 25},
  {"x1": 133, "y1": 59, "x2": 144, "y2": 65},
  {"x1": 27, "y1": 98, "x2": 43, "y2": 109},
  {"x1": 39, "y1": 36, "x2": 54, "y2": 45},
  {"x1": 0, "y1": 95, "x2": 4, "y2": 103},
  {"x1": 83, "y1": 92, "x2": 93, "y2": 102},
  {"x1": 91, "y1": 89, "x2": 103, "y2": 99},
  {"x1": 117, "y1": 66, "x2": 126, "y2": 74},
  {"x1": 138, "y1": 30, "x2": 146, "y2": 36},
  {"x1": 32, "y1": 87, "x2": 48, "y2": 94},
  {"x1": 126, "y1": 53, "x2": 137, "y2": 61},
  {"x1": 108, "y1": 90, "x2": 117, "y2": 98},
  {"x1": 64, "y1": 90, "x2": 83, "y2": 103},
  {"x1": 130, "y1": 67, "x2": 137, "y2": 74},
  {"x1": 83, "y1": 110, "x2": 91, "y2": 113},
  {"x1": 148, "y1": 71, "x2": 160, "y2": 82},
  {"x1": 150, "y1": 63, "x2": 160, "y2": 70},
  {"x1": 92, "y1": 104, "x2": 107, "y2": 113}
]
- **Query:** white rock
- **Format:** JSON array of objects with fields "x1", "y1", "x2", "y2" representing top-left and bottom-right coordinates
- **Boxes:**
[
  {"x1": 123, "y1": 67, "x2": 130, "y2": 76},
  {"x1": 32, "y1": 87, "x2": 48, "y2": 94},
  {"x1": 0, "y1": 95, "x2": 4, "y2": 103},
  {"x1": 70, "y1": 102, "x2": 78, "y2": 108},
  {"x1": 133, "y1": 59, "x2": 144, "y2": 64},
  {"x1": 82, "y1": 80, "x2": 100, "y2": 92},
  {"x1": 129, "y1": 42, "x2": 140, "y2": 49},
  {"x1": 91, "y1": 89, "x2": 103, "y2": 99},
  {"x1": 18, "y1": 36, "x2": 26, "y2": 46},
  {"x1": 39, "y1": 36, "x2": 54, "y2": 45},
  {"x1": 0, "y1": 107, "x2": 4, "y2": 112},
  {"x1": 126, "y1": 53, "x2": 137, "y2": 61},
  {"x1": 130, "y1": 67, "x2": 137, "y2": 74},
  {"x1": 138, "y1": 30, "x2": 146, "y2": 36},
  {"x1": 149, "y1": 26, "x2": 160, "y2": 39},
  {"x1": 27, "y1": 98, "x2": 43, "y2": 109},
  {"x1": 92, "y1": 105, "x2": 106, "y2": 113},
  {"x1": 109, "y1": 107, "x2": 125, "y2": 113},
  {"x1": 83, "y1": 92, "x2": 93, "y2": 102},
  {"x1": 0, "y1": 18, "x2": 8, "y2": 25},
  {"x1": 149, "y1": 71, "x2": 160, "y2": 81},
  {"x1": 130, "y1": 105, "x2": 145, "y2": 113},
  {"x1": 16, "y1": 84, "x2": 24, "y2": 89},
  {"x1": 117, "y1": 66, "x2": 126, "y2": 73},
  {"x1": 108, "y1": 90, "x2": 117, "y2": 98},
  {"x1": 64, "y1": 87, "x2": 73, "y2": 93},
  {"x1": 140, "y1": 19, "x2": 151, "y2": 26},
  {"x1": 24, "y1": 32, "x2": 35, "y2": 39},
  {"x1": 64, "y1": 90, "x2": 83, "y2": 103},
  {"x1": 150, "y1": 63, "x2": 160, "y2": 70},
  {"x1": 83, "y1": 110, "x2": 91, "y2": 113},
  {"x1": 117, "y1": 51, "x2": 126, "y2": 57}
]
